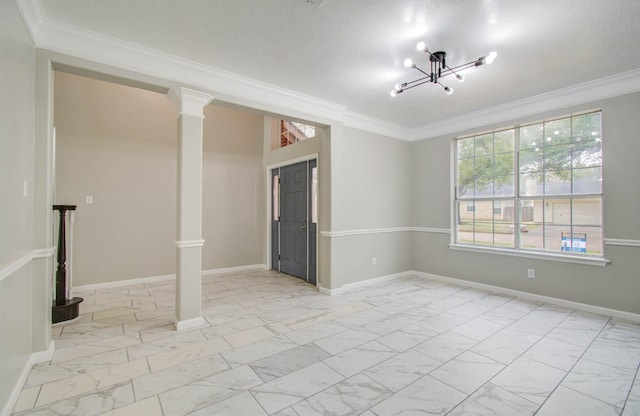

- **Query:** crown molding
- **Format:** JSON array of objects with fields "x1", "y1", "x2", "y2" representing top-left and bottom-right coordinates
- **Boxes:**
[
  {"x1": 19, "y1": 0, "x2": 640, "y2": 143},
  {"x1": 343, "y1": 111, "x2": 411, "y2": 141},
  {"x1": 408, "y1": 68, "x2": 640, "y2": 142},
  {"x1": 16, "y1": 0, "x2": 45, "y2": 44}
]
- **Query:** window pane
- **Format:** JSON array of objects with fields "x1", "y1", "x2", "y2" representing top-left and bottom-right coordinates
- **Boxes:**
[
  {"x1": 494, "y1": 152, "x2": 514, "y2": 177},
  {"x1": 572, "y1": 112, "x2": 601, "y2": 143},
  {"x1": 273, "y1": 175, "x2": 279, "y2": 221},
  {"x1": 474, "y1": 220, "x2": 494, "y2": 246},
  {"x1": 456, "y1": 201, "x2": 475, "y2": 244},
  {"x1": 520, "y1": 123, "x2": 543, "y2": 149},
  {"x1": 572, "y1": 140, "x2": 602, "y2": 168},
  {"x1": 474, "y1": 155, "x2": 494, "y2": 197},
  {"x1": 519, "y1": 148, "x2": 543, "y2": 174},
  {"x1": 519, "y1": 199, "x2": 542, "y2": 250},
  {"x1": 574, "y1": 197, "x2": 603, "y2": 255},
  {"x1": 457, "y1": 138, "x2": 475, "y2": 160},
  {"x1": 544, "y1": 170, "x2": 572, "y2": 195},
  {"x1": 543, "y1": 144, "x2": 572, "y2": 171},
  {"x1": 573, "y1": 167, "x2": 602, "y2": 195},
  {"x1": 457, "y1": 158, "x2": 475, "y2": 199},
  {"x1": 520, "y1": 171, "x2": 543, "y2": 197},
  {"x1": 494, "y1": 200, "x2": 515, "y2": 248},
  {"x1": 544, "y1": 118, "x2": 571, "y2": 145},
  {"x1": 475, "y1": 134, "x2": 493, "y2": 156},
  {"x1": 311, "y1": 167, "x2": 318, "y2": 223},
  {"x1": 494, "y1": 175, "x2": 514, "y2": 197},
  {"x1": 494, "y1": 130, "x2": 514, "y2": 153}
]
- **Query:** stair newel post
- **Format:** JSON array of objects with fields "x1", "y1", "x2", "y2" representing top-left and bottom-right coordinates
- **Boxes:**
[
  {"x1": 54, "y1": 206, "x2": 69, "y2": 306},
  {"x1": 52, "y1": 204, "x2": 83, "y2": 324}
]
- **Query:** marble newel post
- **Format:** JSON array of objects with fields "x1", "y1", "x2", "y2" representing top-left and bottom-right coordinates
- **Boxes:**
[{"x1": 167, "y1": 87, "x2": 213, "y2": 331}]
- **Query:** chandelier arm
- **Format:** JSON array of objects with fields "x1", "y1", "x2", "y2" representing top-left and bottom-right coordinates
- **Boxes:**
[
  {"x1": 402, "y1": 79, "x2": 433, "y2": 91},
  {"x1": 403, "y1": 76, "x2": 430, "y2": 87}
]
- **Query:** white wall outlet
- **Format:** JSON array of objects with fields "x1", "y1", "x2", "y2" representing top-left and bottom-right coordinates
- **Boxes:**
[
  {"x1": 372, "y1": 257, "x2": 377, "y2": 265},
  {"x1": 86, "y1": 195, "x2": 94, "y2": 204},
  {"x1": 527, "y1": 269, "x2": 535, "y2": 278}
]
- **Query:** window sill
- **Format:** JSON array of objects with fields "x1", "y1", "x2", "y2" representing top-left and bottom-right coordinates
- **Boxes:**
[{"x1": 448, "y1": 244, "x2": 611, "y2": 267}]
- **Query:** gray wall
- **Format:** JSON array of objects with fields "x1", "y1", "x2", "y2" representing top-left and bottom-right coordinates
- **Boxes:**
[
  {"x1": 54, "y1": 72, "x2": 265, "y2": 286},
  {"x1": 330, "y1": 127, "x2": 412, "y2": 287},
  {"x1": 0, "y1": 1, "x2": 36, "y2": 411},
  {"x1": 411, "y1": 92, "x2": 640, "y2": 314}
]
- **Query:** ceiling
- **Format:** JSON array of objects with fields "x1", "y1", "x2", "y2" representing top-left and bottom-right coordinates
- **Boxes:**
[{"x1": 32, "y1": 0, "x2": 640, "y2": 132}]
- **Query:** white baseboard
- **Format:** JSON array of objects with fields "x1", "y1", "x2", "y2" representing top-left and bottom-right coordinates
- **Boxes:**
[
  {"x1": 411, "y1": 271, "x2": 640, "y2": 323},
  {"x1": 1, "y1": 341, "x2": 55, "y2": 416},
  {"x1": 201, "y1": 264, "x2": 268, "y2": 276},
  {"x1": 174, "y1": 316, "x2": 206, "y2": 331},
  {"x1": 319, "y1": 269, "x2": 640, "y2": 323},
  {"x1": 321, "y1": 271, "x2": 414, "y2": 295},
  {"x1": 73, "y1": 264, "x2": 268, "y2": 292}
]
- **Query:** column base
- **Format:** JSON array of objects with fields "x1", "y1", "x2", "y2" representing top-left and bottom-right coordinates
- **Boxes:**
[
  {"x1": 52, "y1": 297, "x2": 84, "y2": 324},
  {"x1": 174, "y1": 316, "x2": 206, "y2": 331}
]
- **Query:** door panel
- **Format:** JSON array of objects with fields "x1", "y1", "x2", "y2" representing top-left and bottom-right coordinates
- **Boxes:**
[{"x1": 279, "y1": 162, "x2": 308, "y2": 278}]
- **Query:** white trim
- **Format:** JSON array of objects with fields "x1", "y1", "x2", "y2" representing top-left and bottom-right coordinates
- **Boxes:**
[
  {"x1": 321, "y1": 227, "x2": 412, "y2": 238},
  {"x1": 413, "y1": 271, "x2": 640, "y2": 323},
  {"x1": 604, "y1": 238, "x2": 640, "y2": 247},
  {"x1": 409, "y1": 68, "x2": 640, "y2": 141},
  {"x1": 342, "y1": 110, "x2": 411, "y2": 140},
  {"x1": 411, "y1": 227, "x2": 451, "y2": 234},
  {"x1": 175, "y1": 239, "x2": 205, "y2": 248},
  {"x1": 449, "y1": 243, "x2": 610, "y2": 267},
  {"x1": 1, "y1": 340, "x2": 54, "y2": 416},
  {"x1": 321, "y1": 271, "x2": 414, "y2": 295},
  {"x1": 201, "y1": 264, "x2": 268, "y2": 276},
  {"x1": 16, "y1": 0, "x2": 45, "y2": 44},
  {"x1": 0, "y1": 247, "x2": 56, "y2": 283},
  {"x1": 174, "y1": 316, "x2": 206, "y2": 331},
  {"x1": 0, "y1": 252, "x2": 33, "y2": 283},
  {"x1": 73, "y1": 264, "x2": 267, "y2": 292},
  {"x1": 167, "y1": 87, "x2": 213, "y2": 118},
  {"x1": 73, "y1": 274, "x2": 176, "y2": 292}
]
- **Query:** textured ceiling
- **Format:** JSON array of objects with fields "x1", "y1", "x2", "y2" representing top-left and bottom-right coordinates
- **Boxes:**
[{"x1": 41, "y1": 0, "x2": 640, "y2": 128}]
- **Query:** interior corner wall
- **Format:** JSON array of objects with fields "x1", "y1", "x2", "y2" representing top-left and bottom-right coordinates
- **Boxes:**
[
  {"x1": 54, "y1": 73, "x2": 265, "y2": 286},
  {"x1": 0, "y1": 1, "x2": 36, "y2": 412},
  {"x1": 329, "y1": 127, "x2": 412, "y2": 288},
  {"x1": 410, "y1": 92, "x2": 640, "y2": 314}
]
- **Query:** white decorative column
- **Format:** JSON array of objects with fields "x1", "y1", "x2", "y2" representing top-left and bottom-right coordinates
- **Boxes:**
[{"x1": 168, "y1": 87, "x2": 213, "y2": 330}]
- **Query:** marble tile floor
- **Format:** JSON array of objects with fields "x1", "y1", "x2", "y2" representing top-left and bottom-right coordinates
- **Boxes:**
[{"x1": 11, "y1": 269, "x2": 640, "y2": 415}]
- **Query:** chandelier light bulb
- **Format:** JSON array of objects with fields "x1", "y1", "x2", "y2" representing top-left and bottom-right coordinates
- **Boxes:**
[
  {"x1": 456, "y1": 74, "x2": 465, "y2": 82},
  {"x1": 394, "y1": 83, "x2": 402, "y2": 91},
  {"x1": 486, "y1": 51, "x2": 498, "y2": 64},
  {"x1": 403, "y1": 58, "x2": 415, "y2": 68},
  {"x1": 444, "y1": 86, "x2": 453, "y2": 94},
  {"x1": 416, "y1": 41, "x2": 427, "y2": 52},
  {"x1": 390, "y1": 90, "x2": 397, "y2": 97}
]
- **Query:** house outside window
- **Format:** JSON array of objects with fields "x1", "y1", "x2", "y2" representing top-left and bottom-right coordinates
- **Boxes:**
[{"x1": 454, "y1": 111, "x2": 603, "y2": 256}]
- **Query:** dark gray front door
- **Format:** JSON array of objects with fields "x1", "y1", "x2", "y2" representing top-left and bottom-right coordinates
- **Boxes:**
[{"x1": 279, "y1": 161, "x2": 308, "y2": 279}]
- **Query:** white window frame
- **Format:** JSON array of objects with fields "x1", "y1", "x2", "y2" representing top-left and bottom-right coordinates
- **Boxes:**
[{"x1": 450, "y1": 110, "x2": 610, "y2": 267}]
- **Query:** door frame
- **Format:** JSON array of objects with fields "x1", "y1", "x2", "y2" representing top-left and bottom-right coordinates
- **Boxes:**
[{"x1": 265, "y1": 153, "x2": 319, "y2": 285}]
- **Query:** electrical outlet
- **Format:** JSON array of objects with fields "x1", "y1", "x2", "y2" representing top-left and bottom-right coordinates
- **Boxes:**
[
  {"x1": 527, "y1": 269, "x2": 535, "y2": 278},
  {"x1": 372, "y1": 257, "x2": 377, "y2": 265}
]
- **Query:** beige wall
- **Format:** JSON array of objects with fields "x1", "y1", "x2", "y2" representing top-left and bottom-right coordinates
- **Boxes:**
[
  {"x1": 0, "y1": 1, "x2": 37, "y2": 411},
  {"x1": 54, "y1": 72, "x2": 265, "y2": 286},
  {"x1": 411, "y1": 92, "x2": 640, "y2": 314}
]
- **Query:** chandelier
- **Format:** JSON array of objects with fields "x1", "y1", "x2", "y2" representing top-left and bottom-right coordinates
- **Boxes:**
[{"x1": 391, "y1": 41, "x2": 497, "y2": 96}]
